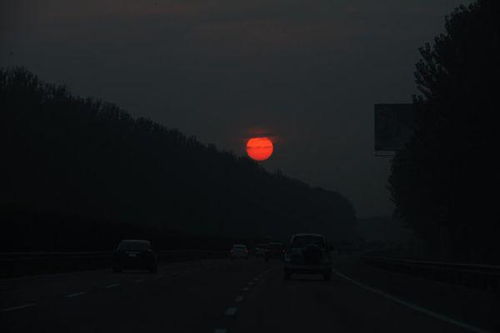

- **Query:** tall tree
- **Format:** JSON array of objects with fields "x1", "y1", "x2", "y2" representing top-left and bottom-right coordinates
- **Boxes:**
[{"x1": 389, "y1": 0, "x2": 500, "y2": 262}]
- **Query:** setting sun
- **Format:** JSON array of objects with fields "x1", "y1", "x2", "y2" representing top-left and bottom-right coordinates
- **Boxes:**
[{"x1": 246, "y1": 137, "x2": 274, "y2": 161}]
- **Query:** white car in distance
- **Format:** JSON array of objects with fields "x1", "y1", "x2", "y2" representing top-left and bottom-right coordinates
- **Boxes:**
[{"x1": 230, "y1": 244, "x2": 249, "y2": 260}]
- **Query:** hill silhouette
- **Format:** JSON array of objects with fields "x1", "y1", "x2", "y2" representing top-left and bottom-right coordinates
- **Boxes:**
[{"x1": 0, "y1": 67, "x2": 356, "y2": 251}]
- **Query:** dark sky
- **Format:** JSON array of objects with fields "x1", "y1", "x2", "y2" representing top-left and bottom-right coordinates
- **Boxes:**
[{"x1": 1, "y1": 0, "x2": 472, "y2": 218}]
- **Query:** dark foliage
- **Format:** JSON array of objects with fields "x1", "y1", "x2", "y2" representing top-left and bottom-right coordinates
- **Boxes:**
[
  {"x1": 389, "y1": 0, "x2": 500, "y2": 263},
  {"x1": 0, "y1": 68, "x2": 356, "y2": 251},
  {"x1": 0, "y1": 204, "x2": 249, "y2": 251}
]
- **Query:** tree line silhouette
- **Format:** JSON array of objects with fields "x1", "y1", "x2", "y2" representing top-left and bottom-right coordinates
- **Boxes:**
[
  {"x1": 389, "y1": 0, "x2": 500, "y2": 264},
  {"x1": 0, "y1": 67, "x2": 356, "y2": 251}
]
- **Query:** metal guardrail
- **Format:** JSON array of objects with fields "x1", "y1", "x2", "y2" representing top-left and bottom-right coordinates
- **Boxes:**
[
  {"x1": 0, "y1": 250, "x2": 227, "y2": 278},
  {"x1": 361, "y1": 256, "x2": 500, "y2": 292}
]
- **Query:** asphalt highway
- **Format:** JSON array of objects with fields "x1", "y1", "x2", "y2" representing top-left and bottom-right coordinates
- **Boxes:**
[{"x1": 0, "y1": 257, "x2": 495, "y2": 333}]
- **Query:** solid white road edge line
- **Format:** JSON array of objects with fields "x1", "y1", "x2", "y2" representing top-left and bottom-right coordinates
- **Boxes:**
[
  {"x1": 105, "y1": 283, "x2": 120, "y2": 288},
  {"x1": 333, "y1": 269, "x2": 491, "y2": 333},
  {"x1": 1, "y1": 303, "x2": 36, "y2": 312}
]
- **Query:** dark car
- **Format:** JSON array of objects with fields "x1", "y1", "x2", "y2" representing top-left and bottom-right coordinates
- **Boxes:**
[
  {"x1": 265, "y1": 242, "x2": 284, "y2": 261},
  {"x1": 283, "y1": 233, "x2": 333, "y2": 280},
  {"x1": 112, "y1": 240, "x2": 158, "y2": 273}
]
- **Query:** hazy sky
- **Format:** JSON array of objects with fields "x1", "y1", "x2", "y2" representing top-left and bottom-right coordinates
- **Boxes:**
[{"x1": 1, "y1": 0, "x2": 473, "y2": 217}]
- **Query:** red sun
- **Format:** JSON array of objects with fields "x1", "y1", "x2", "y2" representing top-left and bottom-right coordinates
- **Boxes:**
[{"x1": 246, "y1": 137, "x2": 274, "y2": 161}]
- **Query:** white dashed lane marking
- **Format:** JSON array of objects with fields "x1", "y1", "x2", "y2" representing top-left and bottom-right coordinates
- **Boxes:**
[
  {"x1": 105, "y1": 283, "x2": 120, "y2": 288},
  {"x1": 212, "y1": 267, "x2": 274, "y2": 333},
  {"x1": 224, "y1": 307, "x2": 238, "y2": 317},
  {"x1": 1, "y1": 303, "x2": 36, "y2": 312},
  {"x1": 65, "y1": 291, "x2": 86, "y2": 298}
]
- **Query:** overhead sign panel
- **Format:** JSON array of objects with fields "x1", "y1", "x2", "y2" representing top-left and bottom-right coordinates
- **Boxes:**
[{"x1": 374, "y1": 104, "x2": 415, "y2": 153}]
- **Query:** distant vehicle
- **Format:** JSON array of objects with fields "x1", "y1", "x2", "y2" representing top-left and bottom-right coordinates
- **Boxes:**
[
  {"x1": 112, "y1": 240, "x2": 158, "y2": 273},
  {"x1": 255, "y1": 243, "x2": 268, "y2": 257},
  {"x1": 230, "y1": 244, "x2": 249, "y2": 260},
  {"x1": 265, "y1": 242, "x2": 284, "y2": 261},
  {"x1": 283, "y1": 233, "x2": 333, "y2": 280}
]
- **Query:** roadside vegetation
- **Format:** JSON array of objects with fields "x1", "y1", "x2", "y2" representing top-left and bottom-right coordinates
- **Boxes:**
[
  {"x1": 389, "y1": 0, "x2": 500, "y2": 263},
  {"x1": 0, "y1": 68, "x2": 356, "y2": 251}
]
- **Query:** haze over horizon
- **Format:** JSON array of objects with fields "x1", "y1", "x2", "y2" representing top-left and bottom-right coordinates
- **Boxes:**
[{"x1": 1, "y1": 0, "x2": 474, "y2": 217}]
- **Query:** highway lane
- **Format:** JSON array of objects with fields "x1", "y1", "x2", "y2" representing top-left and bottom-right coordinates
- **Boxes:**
[
  {"x1": 1, "y1": 258, "x2": 273, "y2": 333},
  {"x1": 231, "y1": 266, "x2": 479, "y2": 333},
  {"x1": 1, "y1": 257, "x2": 495, "y2": 333},
  {"x1": 0, "y1": 260, "x2": 221, "y2": 310}
]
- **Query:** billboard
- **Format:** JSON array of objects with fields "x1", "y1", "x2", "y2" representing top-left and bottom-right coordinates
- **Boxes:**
[{"x1": 374, "y1": 104, "x2": 416, "y2": 153}]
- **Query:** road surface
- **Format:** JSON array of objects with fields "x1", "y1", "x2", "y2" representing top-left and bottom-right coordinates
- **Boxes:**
[{"x1": 1, "y1": 256, "x2": 496, "y2": 333}]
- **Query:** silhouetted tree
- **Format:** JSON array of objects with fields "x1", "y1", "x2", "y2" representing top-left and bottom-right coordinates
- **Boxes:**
[
  {"x1": 389, "y1": 0, "x2": 500, "y2": 263},
  {"x1": 0, "y1": 67, "x2": 356, "y2": 251}
]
